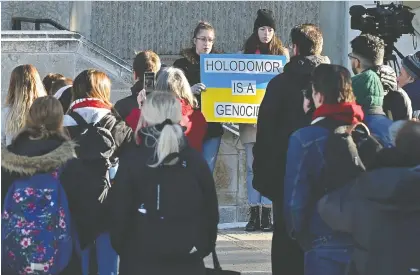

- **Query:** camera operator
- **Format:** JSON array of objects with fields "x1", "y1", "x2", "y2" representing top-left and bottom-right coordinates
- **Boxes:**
[
  {"x1": 399, "y1": 52, "x2": 420, "y2": 119},
  {"x1": 350, "y1": 34, "x2": 412, "y2": 121}
]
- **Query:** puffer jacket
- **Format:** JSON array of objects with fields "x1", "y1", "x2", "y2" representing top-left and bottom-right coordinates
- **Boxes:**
[
  {"x1": 372, "y1": 65, "x2": 413, "y2": 120},
  {"x1": 1, "y1": 132, "x2": 81, "y2": 275},
  {"x1": 318, "y1": 148, "x2": 420, "y2": 275}
]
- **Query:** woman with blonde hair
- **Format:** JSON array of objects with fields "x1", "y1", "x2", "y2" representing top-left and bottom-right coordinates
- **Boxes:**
[
  {"x1": 2, "y1": 96, "x2": 81, "y2": 275},
  {"x1": 2, "y1": 64, "x2": 47, "y2": 146},
  {"x1": 126, "y1": 67, "x2": 207, "y2": 152},
  {"x1": 61, "y1": 69, "x2": 133, "y2": 275},
  {"x1": 110, "y1": 91, "x2": 219, "y2": 275}
]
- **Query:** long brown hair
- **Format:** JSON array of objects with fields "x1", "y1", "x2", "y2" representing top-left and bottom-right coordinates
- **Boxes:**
[
  {"x1": 243, "y1": 31, "x2": 287, "y2": 55},
  {"x1": 71, "y1": 69, "x2": 112, "y2": 107},
  {"x1": 19, "y1": 96, "x2": 69, "y2": 141},
  {"x1": 4, "y1": 65, "x2": 47, "y2": 138}
]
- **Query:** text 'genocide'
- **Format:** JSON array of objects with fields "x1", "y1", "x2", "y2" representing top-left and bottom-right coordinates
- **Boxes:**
[
  {"x1": 214, "y1": 103, "x2": 260, "y2": 119},
  {"x1": 204, "y1": 58, "x2": 283, "y2": 74}
]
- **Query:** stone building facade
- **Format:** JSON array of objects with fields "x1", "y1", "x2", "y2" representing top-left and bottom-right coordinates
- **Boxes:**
[{"x1": 2, "y1": 1, "x2": 353, "y2": 225}]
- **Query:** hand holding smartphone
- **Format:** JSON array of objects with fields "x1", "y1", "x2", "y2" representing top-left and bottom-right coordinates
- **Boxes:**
[{"x1": 144, "y1": 72, "x2": 156, "y2": 95}]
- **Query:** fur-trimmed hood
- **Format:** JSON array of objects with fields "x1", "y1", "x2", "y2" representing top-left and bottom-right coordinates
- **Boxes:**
[
  {"x1": 180, "y1": 47, "x2": 222, "y2": 64},
  {"x1": 2, "y1": 140, "x2": 77, "y2": 176}
]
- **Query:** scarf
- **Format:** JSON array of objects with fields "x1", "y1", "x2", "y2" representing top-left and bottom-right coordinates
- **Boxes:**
[
  {"x1": 313, "y1": 102, "x2": 364, "y2": 124},
  {"x1": 69, "y1": 98, "x2": 111, "y2": 111}
]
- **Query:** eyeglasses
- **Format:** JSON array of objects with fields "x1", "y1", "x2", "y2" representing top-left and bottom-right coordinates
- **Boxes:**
[
  {"x1": 348, "y1": 53, "x2": 359, "y2": 60},
  {"x1": 195, "y1": 37, "x2": 215, "y2": 43}
]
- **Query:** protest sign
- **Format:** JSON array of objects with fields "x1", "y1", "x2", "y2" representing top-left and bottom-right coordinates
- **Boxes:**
[{"x1": 200, "y1": 54, "x2": 287, "y2": 124}]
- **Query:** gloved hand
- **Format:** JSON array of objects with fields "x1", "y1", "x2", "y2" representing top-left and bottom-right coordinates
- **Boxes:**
[{"x1": 191, "y1": 83, "x2": 206, "y2": 95}]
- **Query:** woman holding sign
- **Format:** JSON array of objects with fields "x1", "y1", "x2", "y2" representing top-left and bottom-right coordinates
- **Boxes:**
[
  {"x1": 240, "y1": 9, "x2": 289, "y2": 232},
  {"x1": 173, "y1": 21, "x2": 223, "y2": 174}
]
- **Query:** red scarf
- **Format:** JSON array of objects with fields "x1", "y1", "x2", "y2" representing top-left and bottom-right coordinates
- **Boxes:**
[
  {"x1": 313, "y1": 102, "x2": 364, "y2": 124},
  {"x1": 69, "y1": 98, "x2": 111, "y2": 111}
]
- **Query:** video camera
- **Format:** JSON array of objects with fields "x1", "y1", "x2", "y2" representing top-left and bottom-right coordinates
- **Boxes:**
[
  {"x1": 350, "y1": 2, "x2": 414, "y2": 40},
  {"x1": 350, "y1": 2, "x2": 415, "y2": 62}
]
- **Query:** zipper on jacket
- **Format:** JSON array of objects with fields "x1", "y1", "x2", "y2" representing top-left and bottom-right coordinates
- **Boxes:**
[{"x1": 157, "y1": 184, "x2": 160, "y2": 210}]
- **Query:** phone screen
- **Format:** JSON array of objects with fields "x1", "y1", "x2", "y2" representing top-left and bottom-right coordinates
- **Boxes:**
[{"x1": 144, "y1": 72, "x2": 155, "y2": 94}]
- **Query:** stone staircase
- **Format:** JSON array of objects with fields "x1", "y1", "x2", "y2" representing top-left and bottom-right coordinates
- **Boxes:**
[{"x1": 1, "y1": 31, "x2": 249, "y2": 226}]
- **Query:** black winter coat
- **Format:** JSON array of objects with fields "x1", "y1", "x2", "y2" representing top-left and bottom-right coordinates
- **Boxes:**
[
  {"x1": 61, "y1": 107, "x2": 133, "y2": 248},
  {"x1": 114, "y1": 81, "x2": 143, "y2": 120},
  {"x1": 109, "y1": 132, "x2": 219, "y2": 275},
  {"x1": 318, "y1": 148, "x2": 420, "y2": 275},
  {"x1": 372, "y1": 65, "x2": 413, "y2": 121},
  {"x1": 252, "y1": 54, "x2": 331, "y2": 202},
  {"x1": 173, "y1": 48, "x2": 224, "y2": 140},
  {"x1": 1, "y1": 133, "x2": 82, "y2": 275}
]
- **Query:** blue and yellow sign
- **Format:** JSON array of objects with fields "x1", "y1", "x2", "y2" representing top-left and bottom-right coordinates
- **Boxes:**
[{"x1": 200, "y1": 54, "x2": 287, "y2": 124}]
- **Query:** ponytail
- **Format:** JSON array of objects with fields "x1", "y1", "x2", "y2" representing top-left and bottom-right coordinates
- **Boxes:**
[
  {"x1": 138, "y1": 92, "x2": 184, "y2": 167},
  {"x1": 149, "y1": 123, "x2": 184, "y2": 167}
]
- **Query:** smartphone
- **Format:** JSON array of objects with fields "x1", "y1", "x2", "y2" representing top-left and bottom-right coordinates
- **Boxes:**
[{"x1": 144, "y1": 72, "x2": 156, "y2": 95}]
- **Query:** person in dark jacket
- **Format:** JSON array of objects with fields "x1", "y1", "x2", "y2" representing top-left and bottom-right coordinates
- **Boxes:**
[
  {"x1": 350, "y1": 34, "x2": 413, "y2": 120},
  {"x1": 173, "y1": 21, "x2": 224, "y2": 173},
  {"x1": 351, "y1": 69, "x2": 393, "y2": 147},
  {"x1": 252, "y1": 23, "x2": 329, "y2": 275},
  {"x1": 399, "y1": 52, "x2": 420, "y2": 118},
  {"x1": 318, "y1": 120, "x2": 420, "y2": 275},
  {"x1": 240, "y1": 9, "x2": 289, "y2": 232},
  {"x1": 114, "y1": 50, "x2": 162, "y2": 120},
  {"x1": 1, "y1": 96, "x2": 81, "y2": 275},
  {"x1": 61, "y1": 69, "x2": 133, "y2": 275},
  {"x1": 284, "y1": 64, "x2": 362, "y2": 275},
  {"x1": 110, "y1": 92, "x2": 219, "y2": 275}
]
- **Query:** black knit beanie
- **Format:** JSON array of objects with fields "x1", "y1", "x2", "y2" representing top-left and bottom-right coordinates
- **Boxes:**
[{"x1": 254, "y1": 9, "x2": 276, "y2": 32}]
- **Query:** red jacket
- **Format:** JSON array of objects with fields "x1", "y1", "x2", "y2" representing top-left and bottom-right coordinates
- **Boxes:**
[{"x1": 125, "y1": 99, "x2": 207, "y2": 152}]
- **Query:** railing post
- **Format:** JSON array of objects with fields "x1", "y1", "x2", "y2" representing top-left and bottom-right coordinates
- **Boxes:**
[{"x1": 11, "y1": 18, "x2": 21, "y2": 30}]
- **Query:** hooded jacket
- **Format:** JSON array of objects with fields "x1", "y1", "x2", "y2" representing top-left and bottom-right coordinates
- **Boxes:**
[
  {"x1": 62, "y1": 100, "x2": 133, "y2": 247},
  {"x1": 109, "y1": 131, "x2": 219, "y2": 275},
  {"x1": 1, "y1": 133, "x2": 81, "y2": 275},
  {"x1": 173, "y1": 48, "x2": 224, "y2": 140},
  {"x1": 252, "y1": 54, "x2": 331, "y2": 201},
  {"x1": 371, "y1": 65, "x2": 412, "y2": 121},
  {"x1": 318, "y1": 148, "x2": 420, "y2": 275}
]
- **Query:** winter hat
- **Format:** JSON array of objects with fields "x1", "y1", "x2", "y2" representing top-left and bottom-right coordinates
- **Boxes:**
[
  {"x1": 402, "y1": 51, "x2": 420, "y2": 80},
  {"x1": 352, "y1": 70, "x2": 384, "y2": 108},
  {"x1": 254, "y1": 9, "x2": 276, "y2": 32}
]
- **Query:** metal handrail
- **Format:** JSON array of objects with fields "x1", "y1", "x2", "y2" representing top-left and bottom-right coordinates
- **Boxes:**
[{"x1": 11, "y1": 17, "x2": 69, "y2": 31}]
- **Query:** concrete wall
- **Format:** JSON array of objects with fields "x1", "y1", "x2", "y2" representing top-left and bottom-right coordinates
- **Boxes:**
[
  {"x1": 89, "y1": 1, "x2": 320, "y2": 59},
  {"x1": 1, "y1": 1, "x2": 71, "y2": 30}
]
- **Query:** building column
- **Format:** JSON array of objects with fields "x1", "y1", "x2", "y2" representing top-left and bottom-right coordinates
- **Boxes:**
[
  {"x1": 70, "y1": 1, "x2": 92, "y2": 39},
  {"x1": 319, "y1": 1, "x2": 349, "y2": 66}
]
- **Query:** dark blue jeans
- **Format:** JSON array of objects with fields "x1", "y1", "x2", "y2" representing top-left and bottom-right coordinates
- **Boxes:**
[
  {"x1": 80, "y1": 232, "x2": 118, "y2": 275},
  {"x1": 304, "y1": 246, "x2": 352, "y2": 275}
]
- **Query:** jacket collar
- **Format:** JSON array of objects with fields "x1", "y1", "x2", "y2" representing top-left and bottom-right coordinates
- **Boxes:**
[
  {"x1": 2, "y1": 140, "x2": 77, "y2": 176},
  {"x1": 284, "y1": 55, "x2": 331, "y2": 76}
]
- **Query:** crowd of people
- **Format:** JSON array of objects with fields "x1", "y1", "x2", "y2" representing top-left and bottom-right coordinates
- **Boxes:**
[{"x1": 1, "y1": 8, "x2": 419, "y2": 275}]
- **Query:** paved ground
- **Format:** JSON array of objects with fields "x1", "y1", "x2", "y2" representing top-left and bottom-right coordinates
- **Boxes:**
[{"x1": 204, "y1": 229, "x2": 272, "y2": 275}]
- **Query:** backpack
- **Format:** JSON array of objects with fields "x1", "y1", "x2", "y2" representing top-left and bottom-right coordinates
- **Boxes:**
[
  {"x1": 135, "y1": 151, "x2": 210, "y2": 261},
  {"x1": 68, "y1": 111, "x2": 117, "y2": 203},
  {"x1": 2, "y1": 170, "x2": 73, "y2": 274},
  {"x1": 316, "y1": 120, "x2": 383, "y2": 197}
]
